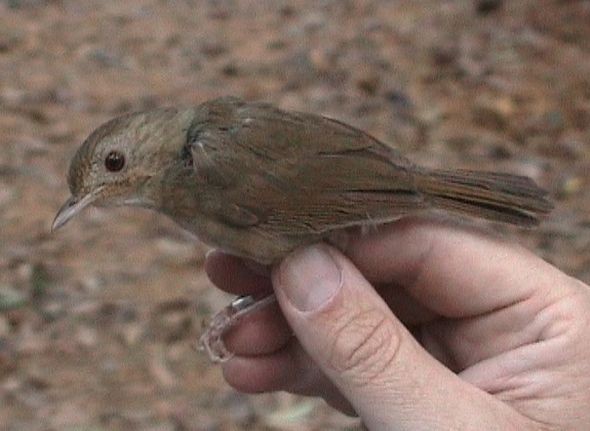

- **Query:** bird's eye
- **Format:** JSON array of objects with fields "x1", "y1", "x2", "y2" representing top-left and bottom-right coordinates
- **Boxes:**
[{"x1": 105, "y1": 151, "x2": 125, "y2": 172}]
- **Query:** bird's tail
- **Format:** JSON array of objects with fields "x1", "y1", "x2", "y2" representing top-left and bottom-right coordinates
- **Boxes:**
[{"x1": 416, "y1": 168, "x2": 553, "y2": 226}]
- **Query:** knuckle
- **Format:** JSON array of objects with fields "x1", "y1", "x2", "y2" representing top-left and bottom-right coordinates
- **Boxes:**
[{"x1": 326, "y1": 307, "x2": 402, "y2": 386}]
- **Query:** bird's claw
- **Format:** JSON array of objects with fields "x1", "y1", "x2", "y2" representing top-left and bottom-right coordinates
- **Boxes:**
[{"x1": 198, "y1": 294, "x2": 277, "y2": 363}]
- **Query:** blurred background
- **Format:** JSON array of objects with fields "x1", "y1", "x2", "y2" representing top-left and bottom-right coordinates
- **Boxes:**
[{"x1": 0, "y1": 0, "x2": 589, "y2": 430}]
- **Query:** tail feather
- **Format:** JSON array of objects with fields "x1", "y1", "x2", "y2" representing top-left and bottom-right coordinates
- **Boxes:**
[{"x1": 417, "y1": 169, "x2": 553, "y2": 227}]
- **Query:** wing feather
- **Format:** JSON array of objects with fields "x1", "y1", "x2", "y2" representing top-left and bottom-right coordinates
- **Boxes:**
[{"x1": 186, "y1": 97, "x2": 420, "y2": 233}]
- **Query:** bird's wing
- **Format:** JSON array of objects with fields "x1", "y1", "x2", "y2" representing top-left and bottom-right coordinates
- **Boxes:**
[{"x1": 186, "y1": 97, "x2": 423, "y2": 234}]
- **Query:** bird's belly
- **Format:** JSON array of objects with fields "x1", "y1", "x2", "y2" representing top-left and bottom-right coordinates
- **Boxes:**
[{"x1": 170, "y1": 213, "x2": 307, "y2": 264}]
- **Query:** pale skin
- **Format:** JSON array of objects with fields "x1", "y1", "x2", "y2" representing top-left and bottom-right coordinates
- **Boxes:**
[{"x1": 205, "y1": 217, "x2": 590, "y2": 431}]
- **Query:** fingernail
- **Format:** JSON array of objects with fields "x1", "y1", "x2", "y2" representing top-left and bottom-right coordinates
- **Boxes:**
[{"x1": 278, "y1": 245, "x2": 342, "y2": 312}]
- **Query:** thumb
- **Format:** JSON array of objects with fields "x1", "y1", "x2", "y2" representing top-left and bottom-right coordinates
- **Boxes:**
[{"x1": 271, "y1": 244, "x2": 526, "y2": 431}]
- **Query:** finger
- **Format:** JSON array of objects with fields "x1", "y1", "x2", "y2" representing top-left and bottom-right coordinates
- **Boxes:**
[
  {"x1": 207, "y1": 250, "x2": 437, "y2": 327},
  {"x1": 205, "y1": 251, "x2": 272, "y2": 295},
  {"x1": 223, "y1": 339, "x2": 356, "y2": 415},
  {"x1": 222, "y1": 340, "x2": 300, "y2": 393},
  {"x1": 223, "y1": 300, "x2": 292, "y2": 356},
  {"x1": 346, "y1": 216, "x2": 571, "y2": 318},
  {"x1": 375, "y1": 282, "x2": 438, "y2": 325},
  {"x1": 272, "y1": 244, "x2": 530, "y2": 430}
]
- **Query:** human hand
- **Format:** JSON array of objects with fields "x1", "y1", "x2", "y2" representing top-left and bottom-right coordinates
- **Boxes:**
[{"x1": 205, "y1": 217, "x2": 590, "y2": 430}]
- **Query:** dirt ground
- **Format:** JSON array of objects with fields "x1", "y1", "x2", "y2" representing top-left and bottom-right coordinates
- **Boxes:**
[{"x1": 0, "y1": 0, "x2": 589, "y2": 430}]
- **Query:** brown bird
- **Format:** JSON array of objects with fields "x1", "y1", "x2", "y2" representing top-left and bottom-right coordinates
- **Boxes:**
[
  {"x1": 53, "y1": 96, "x2": 552, "y2": 264},
  {"x1": 53, "y1": 96, "x2": 554, "y2": 360}
]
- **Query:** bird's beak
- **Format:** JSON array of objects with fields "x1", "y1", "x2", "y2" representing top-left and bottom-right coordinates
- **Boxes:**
[{"x1": 51, "y1": 188, "x2": 103, "y2": 232}]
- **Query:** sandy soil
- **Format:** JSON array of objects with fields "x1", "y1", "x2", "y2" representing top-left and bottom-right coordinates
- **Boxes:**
[{"x1": 0, "y1": 0, "x2": 589, "y2": 430}]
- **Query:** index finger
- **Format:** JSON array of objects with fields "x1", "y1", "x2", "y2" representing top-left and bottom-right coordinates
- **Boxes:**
[{"x1": 345, "y1": 216, "x2": 573, "y2": 318}]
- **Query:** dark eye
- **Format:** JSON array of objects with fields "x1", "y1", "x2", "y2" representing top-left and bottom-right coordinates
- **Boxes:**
[{"x1": 105, "y1": 151, "x2": 125, "y2": 172}]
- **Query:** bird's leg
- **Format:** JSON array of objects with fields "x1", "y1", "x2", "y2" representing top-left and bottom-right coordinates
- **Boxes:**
[{"x1": 198, "y1": 294, "x2": 277, "y2": 363}]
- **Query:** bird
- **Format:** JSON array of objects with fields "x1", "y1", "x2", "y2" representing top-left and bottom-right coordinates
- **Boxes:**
[
  {"x1": 52, "y1": 96, "x2": 553, "y2": 360},
  {"x1": 53, "y1": 96, "x2": 552, "y2": 264}
]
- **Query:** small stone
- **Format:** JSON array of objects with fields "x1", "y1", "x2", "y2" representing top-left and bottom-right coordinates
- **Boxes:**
[
  {"x1": 78, "y1": 275, "x2": 104, "y2": 293},
  {"x1": 473, "y1": 94, "x2": 515, "y2": 130},
  {"x1": 0, "y1": 186, "x2": 15, "y2": 207},
  {"x1": 543, "y1": 110, "x2": 565, "y2": 133},
  {"x1": 220, "y1": 62, "x2": 239, "y2": 77},
  {"x1": 267, "y1": 39, "x2": 287, "y2": 50},
  {"x1": 149, "y1": 348, "x2": 177, "y2": 387},
  {"x1": 76, "y1": 326, "x2": 98, "y2": 348},
  {"x1": 2, "y1": 86, "x2": 27, "y2": 108},
  {"x1": 356, "y1": 73, "x2": 380, "y2": 96},
  {"x1": 153, "y1": 310, "x2": 192, "y2": 343},
  {"x1": 309, "y1": 47, "x2": 335, "y2": 74},
  {"x1": 87, "y1": 48, "x2": 124, "y2": 68},
  {"x1": 0, "y1": 337, "x2": 17, "y2": 374},
  {"x1": 560, "y1": 176, "x2": 583, "y2": 197},
  {"x1": 155, "y1": 238, "x2": 196, "y2": 262},
  {"x1": 536, "y1": 132, "x2": 585, "y2": 160},
  {"x1": 475, "y1": 0, "x2": 503, "y2": 15},
  {"x1": 17, "y1": 324, "x2": 47, "y2": 355},
  {"x1": 384, "y1": 90, "x2": 413, "y2": 111},
  {"x1": 431, "y1": 45, "x2": 458, "y2": 68},
  {"x1": 221, "y1": 392, "x2": 256, "y2": 425},
  {"x1": 0, "y1": 316, "x2": 10, "y2": 337},
  {"x1": 40, "y1": 300, "x2": 65, "y2": 321},
  {"x1": 301, "y1": 11, "x2": 326, "y2": 34},
  {"x1": 279, "y1": 4, "x2": 296, "y2": 18},
  {"x1": 118, "y1": 322, "x2": 143, "y2": 346},
  {"x1": 0, "y1": 30, "x2": 21, "y2": 53},
  {"x1": 262, "y1": 399, "x2": 317, "y2": 428},
  {"x1": 0, "y1": 285, "x2": 28, "y2": 312},
  {"x1": 30, "y1": 263, "x2": 51, "y2": 299},
  {"x1": 2, "y1": 376, "x2": 20, "y2": 392},
  {"x1": 200, "y1": 41, "x2": 227, "y2": 58}
]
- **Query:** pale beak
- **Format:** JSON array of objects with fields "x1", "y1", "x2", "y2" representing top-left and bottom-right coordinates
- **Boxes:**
[{"x1": 51, "y1": 188, "x2": 103, "y2": 232}]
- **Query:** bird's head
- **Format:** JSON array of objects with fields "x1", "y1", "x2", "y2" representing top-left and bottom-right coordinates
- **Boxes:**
[{"x1": 52, "y1": 108, "x2": 193, "y2": 231}]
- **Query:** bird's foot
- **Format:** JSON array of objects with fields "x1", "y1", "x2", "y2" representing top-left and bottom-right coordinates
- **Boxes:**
[{"x1": 198, "y1": 294, "x2": 277, "y2": 363}]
